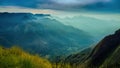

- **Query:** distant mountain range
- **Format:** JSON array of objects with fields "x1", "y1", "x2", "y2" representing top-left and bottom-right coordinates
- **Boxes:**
[
  {"x1": 64, "y1": 29, "x2": 120, "y2": 68},
  {"x1": 55, "y1": 16, "x2": 120, "y2": 41},
  {"x1": 0, "y1": 12, "x2": 94, "y2": 59}
]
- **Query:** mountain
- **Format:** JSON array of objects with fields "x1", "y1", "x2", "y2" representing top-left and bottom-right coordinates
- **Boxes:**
[
  {"x1": 64, "y1": 47, "x2": 93, "y2": 65},
  {"x1": 64, "y1": 29, "x2": 120, "y2": 68},
  {"x1": 85, "y1": 29, "x2": 120, "y2": 68},
  {"x1": 55, "y1": 16, "x2": 120, "y2": 41},
  {"x1": 0, "y1": 12, "x2": 94, "y2": 59}
]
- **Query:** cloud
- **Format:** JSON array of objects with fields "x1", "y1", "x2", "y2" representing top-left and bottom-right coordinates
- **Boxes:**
[
  {"x1": 0, "y1": 0, "x2": 120, "y2": 12},
  {"x1": 52, "y1": 0, "x2": 111, "y2": 5},
  {"x1": 0, "y1": 6, "x2": 57, "y2": 14}
]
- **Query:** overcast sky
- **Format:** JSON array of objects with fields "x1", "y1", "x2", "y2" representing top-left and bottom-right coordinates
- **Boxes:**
[{"x1": 0, "y1": 0, "x2": 120, "y2": 12}]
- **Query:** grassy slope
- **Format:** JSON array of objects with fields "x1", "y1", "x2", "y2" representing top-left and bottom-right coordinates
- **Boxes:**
[
  {"x1": 0, "y1": 46, "x2": 72, "y2": 68},
  {"x1": 0, "y1": 46, "x2": 52, "y2": 68}
]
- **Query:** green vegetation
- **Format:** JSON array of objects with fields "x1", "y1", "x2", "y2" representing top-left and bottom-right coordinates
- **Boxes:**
[
  {"x1": 52, "y1": 63, "x2": 72, "y2": 68},
  {"x1": 0, "y1": 46, "x2": 72, "y2": 68},
  {"x1": 0, "y1": 46, "x2": 52, "y2": 68}
]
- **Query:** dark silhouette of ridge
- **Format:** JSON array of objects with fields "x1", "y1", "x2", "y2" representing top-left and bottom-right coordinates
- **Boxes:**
[
  {"x1": 64, "y1": 29, "x2": 120, "y2": 68},
  {"x1": 88, "y1": 29, "x2": 120, "y2": 66}
]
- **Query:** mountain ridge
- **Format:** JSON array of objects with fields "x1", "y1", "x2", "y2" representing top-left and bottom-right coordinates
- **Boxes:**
[
  {"x1": 0, "y1": 12, "x2": 94, "y2": 59},
  {"x1": 64, "y1": 29, "x2": 120, "y2": 68}
]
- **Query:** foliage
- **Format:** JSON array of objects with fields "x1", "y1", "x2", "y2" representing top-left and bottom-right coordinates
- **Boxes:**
[
  {"x1": 0, "y1": 46, "x2": 52, "y2": 68},
  {"x1": 52, "y1": 63, "x2": 72, "y2": 68}
]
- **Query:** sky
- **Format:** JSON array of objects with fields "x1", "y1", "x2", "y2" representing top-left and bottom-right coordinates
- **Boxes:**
[{"x1": 0, "y1": 0, "x2": 120, "y2": 13}]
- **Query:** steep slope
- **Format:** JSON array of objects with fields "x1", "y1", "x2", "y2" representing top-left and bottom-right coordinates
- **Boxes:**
[
  {"x1": 0, "y1": 12, "x2": 94, "y2": 58},
  {"x1": 64, "y1": 47, "x2": 92, "y2": 65},
  {"x1": 86, "y1": 29, "x2": 120, "y2": 67},
  {"x1": 64, "y1": 29, "x2": 120, "y2": 68},
  {"x1": 100, "y1": 45, "x2": 120, "y2": 68}
]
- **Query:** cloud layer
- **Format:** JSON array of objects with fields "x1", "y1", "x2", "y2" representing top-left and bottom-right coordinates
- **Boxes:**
[{"x1": 0, "y1": 0, "x2": 120, "y2": 12}]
